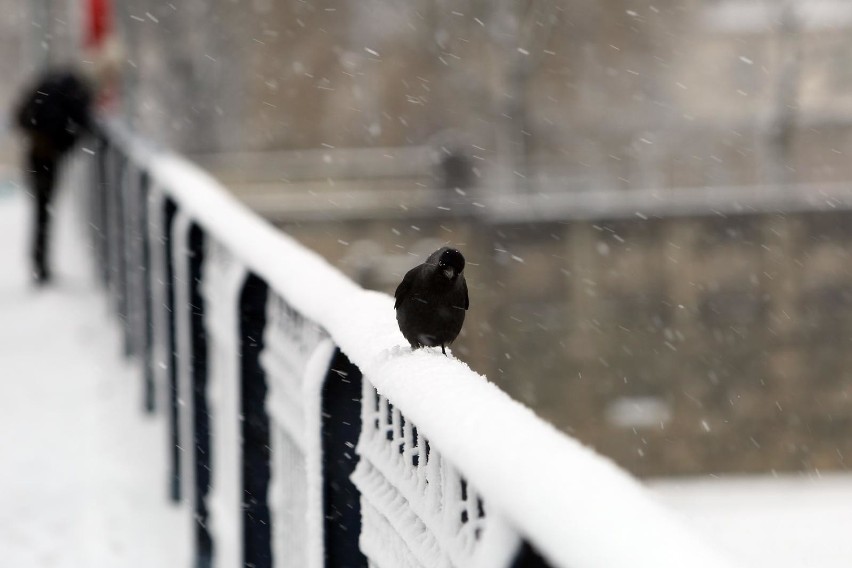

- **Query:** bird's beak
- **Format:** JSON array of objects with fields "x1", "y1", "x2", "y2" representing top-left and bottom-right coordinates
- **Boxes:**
[{"x1": 443, "y1": 267, "x2": 455, "y2": 279}]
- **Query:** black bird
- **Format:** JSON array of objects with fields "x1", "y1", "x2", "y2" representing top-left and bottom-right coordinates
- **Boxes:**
[{"x1": 394, "y1": 247, "x2": 469, "y2": 355}]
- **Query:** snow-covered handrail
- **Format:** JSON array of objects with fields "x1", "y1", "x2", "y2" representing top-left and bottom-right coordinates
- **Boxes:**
[{"x1": 83, "y1": 121, "x2": 737, "y2": 568}]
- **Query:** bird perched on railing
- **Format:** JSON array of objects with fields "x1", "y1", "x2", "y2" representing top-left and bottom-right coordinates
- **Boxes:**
[{"x1": 394, "y1": 247, "x2": 469, "y2": 355}]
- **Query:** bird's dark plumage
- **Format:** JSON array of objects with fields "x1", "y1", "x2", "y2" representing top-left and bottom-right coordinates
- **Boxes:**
[{"x1": 395, "y1": 247, "x2": 469, "y2": 355}]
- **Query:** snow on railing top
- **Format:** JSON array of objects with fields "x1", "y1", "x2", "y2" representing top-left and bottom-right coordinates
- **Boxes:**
[{"x1": 105, "y1": 122, "x2": 737, "y2": 568}]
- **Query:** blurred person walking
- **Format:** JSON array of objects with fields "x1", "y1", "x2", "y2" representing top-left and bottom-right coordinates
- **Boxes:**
[{"x1": 14, "y1": 69, "x2": 94, "y2": 284}]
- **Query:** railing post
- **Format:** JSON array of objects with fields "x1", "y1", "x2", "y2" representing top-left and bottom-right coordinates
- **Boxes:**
[
  {"x1": 93, "y1": 133, "x2": 110, "y2": 286},
  {"x1": 510, "y1": 541, "x2": 553, "y2": 568},
  {"x1": 86, "y1": 133, "x2": 104, "y2": 278},
  {"x1": 138, "y1": 171, "x2": 156, "y2": 412},
  {"x1": 146, "y1": 184, "x2": 169, "y2": 416},
  {"x1": 105, "y1": 147, "x2": 124, "y2": 311},
  {"x1": 123, "y1": 163, "x2": 146, "y2": 360},
  {"x1": 321, "y1": 349, "x2": 366, "y2": 568},
  {"x1": 163, "y1": 197, "x2": 182, "y2": 502},
  {"x1": 187, "y1": 223, "x2": 213, "y2": 568},
  {"x1": 116, "y1": 155, "x2": 132, "y2": 355},
  {"x1": 239, "y1": 273, "x2": 272, "y2": 568}
]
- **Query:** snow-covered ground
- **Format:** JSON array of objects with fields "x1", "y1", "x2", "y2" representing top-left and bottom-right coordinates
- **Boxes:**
[
  {"x1": 0, "y1": 183, "x2": 187, "y2": 567},
  {"x1": 651, "y1": 474, "x2": 852, "y2": 568}
]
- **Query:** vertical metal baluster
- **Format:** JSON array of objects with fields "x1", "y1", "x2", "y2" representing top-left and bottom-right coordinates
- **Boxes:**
[
  {"x1": 163, "y1": 198, "x2": 181, "y2": 502},
  {"x1": 188, "y1": 224, "x2": 213, "y2": 568},
  {"x1": 139, "y1": 172, "x2": 155, "y2": 412},
  {"x1": 239, "y1": 274, "x2": 271, "y2": 568},
  {"x1": 320, "y1": 349, "x2": 366, "y2": 568}
]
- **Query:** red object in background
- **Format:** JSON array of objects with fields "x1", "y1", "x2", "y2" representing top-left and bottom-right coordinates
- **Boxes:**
[
  {"x1": 84, "y1": 0, "x2": 119, "y2": 110},
  {"x1": 85, "y1": 0, "x2": 111, "y2": 47}
]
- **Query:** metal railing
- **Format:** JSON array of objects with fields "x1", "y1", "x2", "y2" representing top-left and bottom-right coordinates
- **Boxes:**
[{"x1": 80, "y1": 121, "x2": 737, "y2": 568}]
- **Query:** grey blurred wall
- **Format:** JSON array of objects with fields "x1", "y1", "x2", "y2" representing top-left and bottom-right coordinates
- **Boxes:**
[
  {"x1": 0, "y1": 0, "x2": 86, "y2": 168},
  {"x1": 117, "y1": 1, "x2": 852, "y2": 193},
  {"x1": 0, "y1": 2, "x2": 35, "y2": 167}
]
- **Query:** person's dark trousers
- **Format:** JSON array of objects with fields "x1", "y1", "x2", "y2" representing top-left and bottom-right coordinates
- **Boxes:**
[{"x1": 27, "y1": 150, "x2": 58, "y2": 284}]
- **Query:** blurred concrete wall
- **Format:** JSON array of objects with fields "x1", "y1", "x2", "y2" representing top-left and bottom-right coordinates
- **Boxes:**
[{"x1": 116, "y1": 0, "x2": 852, "y2": 194}]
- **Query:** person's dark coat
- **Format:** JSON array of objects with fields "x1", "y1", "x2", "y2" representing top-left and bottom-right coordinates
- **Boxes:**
[
  {"x1": 14, "y1": 69, "x2": 94, "y2": 283},
  {"x1": 16, "y1": 69, "x2": 93, "y2": 158}
]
